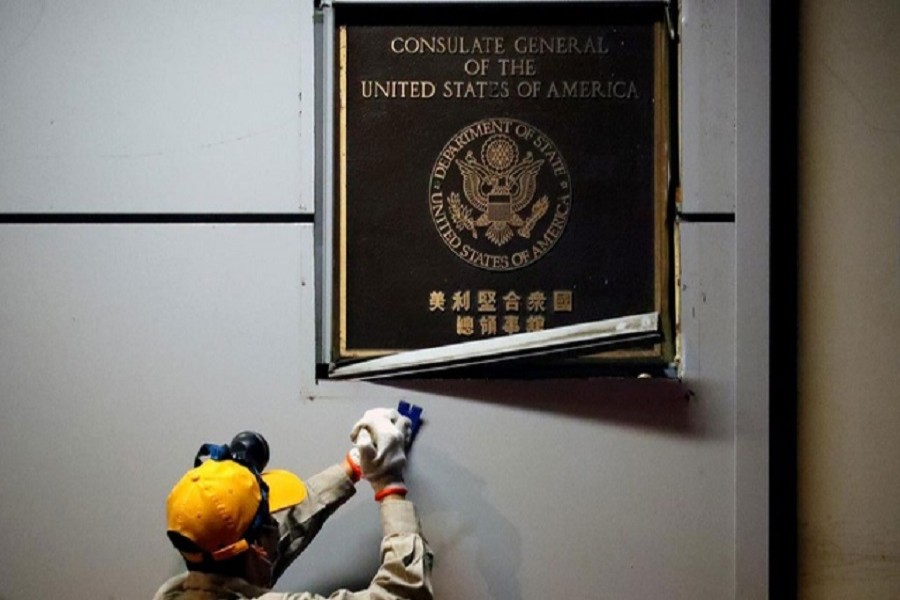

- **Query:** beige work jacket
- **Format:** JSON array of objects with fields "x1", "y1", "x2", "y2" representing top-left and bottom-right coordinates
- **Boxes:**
[{"x1": 153, "y1": 464, "x2": 433, "y2": 600}]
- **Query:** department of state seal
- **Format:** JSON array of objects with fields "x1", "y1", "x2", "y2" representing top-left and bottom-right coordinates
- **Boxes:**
[{"x1": 429, "y1": 118, "x2": 572, "y2": 271}]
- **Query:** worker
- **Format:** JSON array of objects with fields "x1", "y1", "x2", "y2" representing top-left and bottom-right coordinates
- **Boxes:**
[{"x1": 153, "y1": 407, "x2": 433, "y2": 599}]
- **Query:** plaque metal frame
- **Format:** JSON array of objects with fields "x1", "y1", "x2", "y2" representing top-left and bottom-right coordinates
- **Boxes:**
[{"x1": 317, "y1": 1, "x2": 676, "y2": 376}]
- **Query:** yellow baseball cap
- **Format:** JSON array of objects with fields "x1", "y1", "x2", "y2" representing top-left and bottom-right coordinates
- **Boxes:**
[{"x1": 166, "y1": 459, "x2": 306, "y2": 563}]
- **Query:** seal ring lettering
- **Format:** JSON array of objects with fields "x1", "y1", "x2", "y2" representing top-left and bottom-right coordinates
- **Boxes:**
[{"x1": 429, "y1": 118, "x2": 572, "y2": 271}]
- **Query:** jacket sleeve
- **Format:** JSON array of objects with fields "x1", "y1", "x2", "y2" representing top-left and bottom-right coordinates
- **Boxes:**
[
  {"x1": 262, "y1": 498, "x2": 434, "y2": 600},
  {"x1": 363, "y1": 498, "x2": 434, "y2": 600},
  {"x1": 269, "y1": 464, "x2": 357, "y2": 583}
]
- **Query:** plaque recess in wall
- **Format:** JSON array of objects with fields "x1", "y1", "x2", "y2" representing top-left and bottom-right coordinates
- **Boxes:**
[{"x1": 331, "y1": 4, "x2": 673, "y2": 372}]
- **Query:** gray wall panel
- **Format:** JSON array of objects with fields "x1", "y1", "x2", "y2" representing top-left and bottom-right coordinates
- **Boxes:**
[
  {"x1": 0, "y1": 1, "x2": 771, "y2": 597},
  {"x1": 0, "y1": 0, "x2": 313, "y2": 214},
  {"x1": 0, "y1": 225, "x2": 316, "y2": 597},
  {"x1": 680, "y1": 0, "x2": 737, "y2": 214},
  {"x1": 734, "y1": 1, "x2": 770, "y2": 597},
  {"x1": 0, "y1": 222, "x2": 738, "y2": 599}
]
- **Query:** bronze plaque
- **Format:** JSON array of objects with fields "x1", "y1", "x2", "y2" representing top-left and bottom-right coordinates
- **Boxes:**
[{"x1": 334, "y1": 5, "x2": 671, "y2": 362}]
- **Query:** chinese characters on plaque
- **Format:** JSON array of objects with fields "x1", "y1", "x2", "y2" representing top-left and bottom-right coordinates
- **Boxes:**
[{"x1": 428, "y1": 288, "x2": 574, "y2": 337}]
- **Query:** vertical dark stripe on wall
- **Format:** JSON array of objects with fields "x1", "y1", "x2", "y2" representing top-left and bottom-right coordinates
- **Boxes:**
[{"x1": 770, "y1": 0, "x2": 799, "y2": 596}]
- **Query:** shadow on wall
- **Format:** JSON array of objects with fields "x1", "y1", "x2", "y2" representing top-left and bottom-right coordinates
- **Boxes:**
[
  {"x1": 413, "y1": 446, "x2": 522, "y2": 600},
  {"x1": 289, "y1": 377, "x2": 700, "y2": 597},
  {"x1": 291, "y1": 445, "x2": 524, "y2": 599},
  {"x1": 415, "y1": 444, "x2": 523, "y2": 600},
  {"x1": 384, "y1": 377, "x2": 696, "y2": 436}
]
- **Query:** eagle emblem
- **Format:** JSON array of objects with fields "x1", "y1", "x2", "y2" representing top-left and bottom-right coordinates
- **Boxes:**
[
  {"x1": 429, "y1": 118, "x2": 571, "y2": 272},
  {"x1": 448, "y1": 134, "x2": 549, "y2": 247}
]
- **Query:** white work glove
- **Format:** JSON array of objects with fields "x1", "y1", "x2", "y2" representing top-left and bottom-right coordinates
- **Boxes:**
[{"x1": 349, "y1": 408, "x2": 412, "y2": 500}]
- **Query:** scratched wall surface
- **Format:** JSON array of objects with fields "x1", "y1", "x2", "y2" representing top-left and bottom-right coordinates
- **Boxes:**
[
  {"x1": 798, "y1": 0, "x2": 900, "y2": 597},
  {"x1": 0, "y1": 1, "x2": 765, "y2": 599}
]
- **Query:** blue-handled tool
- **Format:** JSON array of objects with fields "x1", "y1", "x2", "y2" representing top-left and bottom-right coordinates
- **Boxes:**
[{"x1": 398, "y1": 400, "x2": 423, "y2": 442}]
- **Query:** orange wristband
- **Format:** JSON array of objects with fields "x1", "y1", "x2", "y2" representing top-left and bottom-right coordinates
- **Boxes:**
[
  {"x1": 374, "y1": 485, "x2": 408, "y2": 502},
  {"x1": 345, "y1": 452, "x2": 363, "y2": 482}
]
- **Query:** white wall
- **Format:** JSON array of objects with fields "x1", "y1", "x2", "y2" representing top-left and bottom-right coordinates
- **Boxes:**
[
  {"x1": 0, "y1": 224, "x2": 736, "y2": 598},
  {"x1": 0, "y1": 0, "x2": 314, "y2": 213},
  {"x1": 0, "y1": 1, "x2": 767, "y2": 598}
]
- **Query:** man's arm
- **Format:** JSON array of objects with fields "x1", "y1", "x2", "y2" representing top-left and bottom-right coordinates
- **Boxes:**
[
  {"x1": 365, "y1": 497, "x2": 433, "y2": 600},
  {"x1": 261, "y1": 497, "x2": 433, "y2": 600},
  {"x1": 269, "y1": 461, "x2": 357, "y2": 582},
  {"x1": 266, "y1": 408, "x2": 433, "y2": 600}
]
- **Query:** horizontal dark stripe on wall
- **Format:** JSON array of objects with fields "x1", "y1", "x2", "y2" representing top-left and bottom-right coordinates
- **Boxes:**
[
  {"x1": 677, "y1": 212, "x2": 735, "y2": 223},
  {"x1": 0, "y1": 213, "x2": 314, "y2": 225}
]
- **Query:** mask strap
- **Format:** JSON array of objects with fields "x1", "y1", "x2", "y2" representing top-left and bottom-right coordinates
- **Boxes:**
[
  {"x1": 193, "y1": 443, "x2": 231, "y2": 467},
  {"x1": 192, "y1": 441, "x2": 272, "y2": 545}
]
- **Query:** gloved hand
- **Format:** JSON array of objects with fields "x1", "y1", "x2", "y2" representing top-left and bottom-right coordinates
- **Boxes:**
[{"x1": 349, "y1": 408, "x2": 412, "y2": 500}]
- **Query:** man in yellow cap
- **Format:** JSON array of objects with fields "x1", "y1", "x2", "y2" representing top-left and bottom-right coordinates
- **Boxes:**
[{"x1": 153, "y1": 408, "x2": 433, "y2": 600}]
